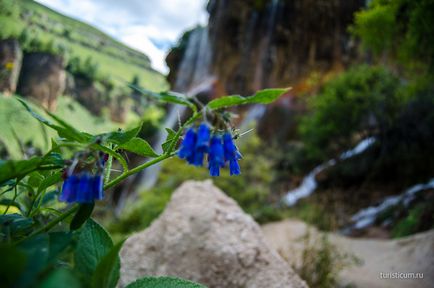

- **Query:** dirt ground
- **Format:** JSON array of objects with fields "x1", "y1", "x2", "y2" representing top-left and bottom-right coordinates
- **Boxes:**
[{"x1": 261, "y1": 219, "x2": 434, "y2": 288}]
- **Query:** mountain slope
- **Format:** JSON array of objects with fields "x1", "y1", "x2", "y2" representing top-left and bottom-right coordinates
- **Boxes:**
[{"x1": 1, "y1": 0, "x2": 167, "y2": 91}]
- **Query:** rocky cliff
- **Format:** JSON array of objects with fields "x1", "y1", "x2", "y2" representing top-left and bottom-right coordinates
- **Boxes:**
[{"x1": 167, "y1": 0, "x2": 364, "y2": 97}]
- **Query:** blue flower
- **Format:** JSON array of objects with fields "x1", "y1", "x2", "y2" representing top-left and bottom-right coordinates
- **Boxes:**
[
  {"x1": 59, "y1": 173, "x2": 104, "y2": 203},
  {"x1": 193, "y1": 123, "x2": 210, "y2": 166},
  {"x1": 178, "y1": 128, "x2": 197, "y2": 164},
  {"x1": 59, "y1": 174, "x2": 79, "y2": 203},
  {"x1": 208, "y1": 136, "x2": 225, "y2": 176},
  {"x1": 223, "y1": 132, "x2": 242, "y2": 175}
]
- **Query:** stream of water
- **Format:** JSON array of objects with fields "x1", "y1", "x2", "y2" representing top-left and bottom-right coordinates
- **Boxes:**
[
  {"x1": 347, "y1": 178, "x2": 434, "y2": 230},
  {"x1": 283, "y1": 137, "x2": 376, "y2": 206}
]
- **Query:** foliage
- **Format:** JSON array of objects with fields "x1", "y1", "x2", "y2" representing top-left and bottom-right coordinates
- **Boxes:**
[
  {"x1": 295, "y1": 232, "x2": 359, "y2": 288},
  {"x1": 0, "y1": 88, "x2": 286, "y2": 287},
  {"x1": 351, "y1": 0, "x2": 434, "y2": 72},
  {"x1": 299, "y1": 65, "x2": 401, "y2": 162},
  {"x1": 66, "y1": 56, "x2": 101, "y2": 82}
]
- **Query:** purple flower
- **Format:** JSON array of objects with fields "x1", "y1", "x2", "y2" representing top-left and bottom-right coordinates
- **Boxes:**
[
  {"x1": 178, "y1": 128, "x2": 197, "y2": 165},
  {"x1": 193, "y1": 123, "x2": 210, "y2": 166},
  {"x1": 59, "y1": 173, "x2": 104, "y2": 203},
  {"x1": 223, "y1": 132, "x2": 242, "y2": 175},
  {"x1": 208, "y1": 136, "x2": 225, "y2": 176}
]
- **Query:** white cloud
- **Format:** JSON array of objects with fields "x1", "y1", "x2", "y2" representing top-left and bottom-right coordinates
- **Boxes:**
[{"x1": 35, "y1": 0, "x2": 208, "y2": 74}]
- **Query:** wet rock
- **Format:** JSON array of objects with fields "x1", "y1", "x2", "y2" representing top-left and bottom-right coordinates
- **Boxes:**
[
  {"x1": 120, "y1": 180, "x2": 307, "y2": 288},
  {"x1": 0, "y1": 39, "x2": 22, "y2": 95},
  {"x1": 17, "y1": 52, "x2": 66, "y2": 111}
]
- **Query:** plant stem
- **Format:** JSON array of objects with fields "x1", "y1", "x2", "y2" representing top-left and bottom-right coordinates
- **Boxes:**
[
  {"x1": 18, "y1": 204, "x2": 79, "y2": 243},
  {"x1": 104, "y1": 152, "x2": 173, "y2": 190}
]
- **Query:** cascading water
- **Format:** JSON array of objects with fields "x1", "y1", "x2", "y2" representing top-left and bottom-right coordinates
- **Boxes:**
[
  {"x1": 283, "y1": 137, "x2": 376, "y2": 206},
  {"x1": 138, "y1": 27, "x2": 213, "y2": 190},
  {"x1": 254, "y1": 0, "x2": 280, "y2": 89},
  {"x1": 344, "y1": 178, "x2": 434, "y2": 232}
]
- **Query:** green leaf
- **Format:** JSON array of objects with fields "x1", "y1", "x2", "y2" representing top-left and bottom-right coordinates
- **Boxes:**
[
  {"x1": 0, "y1": 244, "x2": 27, "y2": 287},
  {"x1": 47, "y1": 111, "x2": 93, "y2": 143},
  {"x1": 162, "y1": 128, "x2": 177, "y2": 153},
  {"x1": 91, "y1": 240, "x2": 124, "y2": 288},
  {"x1": 39, "y1": 268, "x2": 81, "y2": 288},
  {"x1": 38, "y1": 172, "x2": 62, "y2": 194},
  {"x1": 125, "y1": 276, "x2": 206, "y2": 288},
  {"x1": 48, "y1": 232, "x2": 72, "y2": 262},
  {"x1": 0, "y1": 153, "x2": 63, "y2": 184},
  {"x1": 70, "y1": 203, "x2": 95, "y2": 231},
  {"x1": 118, "y1": 137, "x2": 158, "y2": 158},
  {"x1": 17, "y1": 98, "x2": 92, "y2": 143},
  {"x1": 207, "y1": 88, "x2": 289, "y2": 110},
  {"x1": 0, "y1": 213, "x2": 33, "y2": 238},
  {"x1": 16, "y1": 234, "x2": 50, "y2": 287},
  {"x1": 92, "y1": 144, "x2": 128, "y2": 173},
  {"x1": 99, "y1": 124, "x2": 142, "y2": 145},
  {"x1": 74, "y1": 219, "x2": 113, "y2": 282},
  {"x1": 129, "y1": 85, "x2": 196, "y2": 111},
  {"x1": 0, "y1": 199, "x2": 22, "y2": 211},
  {"x1": 0, "y1": 157, "x2": 43, "y2": 184}
]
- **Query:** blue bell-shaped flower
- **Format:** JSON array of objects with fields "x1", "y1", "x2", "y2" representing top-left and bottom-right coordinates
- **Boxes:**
[
  {"x1": 208, "y1": 136, "x2": 225, "y2": 176},
  {"x1": 178, "y1": 127, "x2": 197, "y2": 165}
]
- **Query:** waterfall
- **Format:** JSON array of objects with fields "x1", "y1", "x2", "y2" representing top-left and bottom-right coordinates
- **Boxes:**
[
  {"x1": 239, "y1": 104, "x2": 266, "y2": 130},
  {"x1": 283, "y1": 137, "x2": 376, "y2": 206},
  {"x1": 345, "y1": 178, "x2": 434, "y2": 231},
  {"x1": 137, "y1": 27, "x2": 213, "y2": 191},
  {"x1": 254, "y1": 0, "x2": 280, "y2": 89}
]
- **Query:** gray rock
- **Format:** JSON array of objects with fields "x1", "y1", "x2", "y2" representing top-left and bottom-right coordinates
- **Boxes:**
[
  {"x1": 17, "y1": 52, "x2": 66, "y2": 111},
  {"x1": 120, "y1": 180, "x2": 307, "y2": 288},
  {"x1": 0, "y1": 39, "x2": 22, "y2": 95}
]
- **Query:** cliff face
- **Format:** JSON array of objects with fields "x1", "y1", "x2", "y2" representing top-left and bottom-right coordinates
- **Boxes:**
[{"x1": 168, "y1": 0, "x2": 364, "y2": 96}]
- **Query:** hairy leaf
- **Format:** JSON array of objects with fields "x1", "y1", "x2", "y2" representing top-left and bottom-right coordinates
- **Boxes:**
[
  {"x1": 118, "y1": 137, "x2": 158, "y2": 158},
  {"x1": 91, "y1": 240, "x2": 124, "y2": 288},
  {"x1": 207, "y1": 88, "x2": 289, "y2": 110},
  {"x1": 74, "y1": 219, "x2": 113, "y2": 281},
  {"x1": 125, "y1": 276, "x2": 206, "y2": 288}
]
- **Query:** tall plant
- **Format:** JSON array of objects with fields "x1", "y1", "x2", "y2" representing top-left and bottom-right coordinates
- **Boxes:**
[{"x1": 0, "y1": 87, "x2": 287, "y2": 287}]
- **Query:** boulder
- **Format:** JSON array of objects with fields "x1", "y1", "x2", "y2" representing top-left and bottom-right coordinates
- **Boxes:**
[
  {"x1": 120, "y1": 180, "x2": 307, "y2": 288},
  {"x1": 0, "y1": 39, "x2": 22, "y2": 95},
  {"x1": 17, "y1": 52, "x2": 66, "y2": 111}
]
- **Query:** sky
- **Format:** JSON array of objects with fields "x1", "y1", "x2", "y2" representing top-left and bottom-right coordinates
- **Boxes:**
[{"x1": 35, "y1": 0, "x2": 208, "y2": 74}]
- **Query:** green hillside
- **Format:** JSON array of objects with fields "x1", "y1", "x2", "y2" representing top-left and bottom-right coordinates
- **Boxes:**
[{"x1": 0, "y1": 0, "x2": 168, "y2": 91}]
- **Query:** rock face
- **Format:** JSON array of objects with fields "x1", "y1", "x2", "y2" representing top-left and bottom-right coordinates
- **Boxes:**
[
  {"x1": 120, "y1": 180, "x2": 307, "y2": 288},
  {"x1": 17, "y1": 52, "x2": 66, "y2": 111},
  {"x1": 0, "y1": 39, "x2": 22, "y2": 95},
  {"x1": 168, "y1": 0, "x2": 363, "y2": 96}
]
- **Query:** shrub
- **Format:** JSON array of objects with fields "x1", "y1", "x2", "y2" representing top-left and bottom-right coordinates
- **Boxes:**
[
  {"x1": 299, "y1": 65, "x2": 401, "y2": 162},
  {"x1": 351, "y1": 0, "x2": 434, "y2": 72}
]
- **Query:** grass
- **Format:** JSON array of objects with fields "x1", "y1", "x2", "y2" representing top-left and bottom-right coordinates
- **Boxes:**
[
  {"x1": 0, "y1": 94, "x2": 120, "y2": 159},
  {"x1": 0, "y1": 0, "x2": 168, "y2": 91}
]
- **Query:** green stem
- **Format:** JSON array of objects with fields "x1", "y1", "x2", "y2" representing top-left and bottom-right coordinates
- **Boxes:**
[
  {"x1": 104, "y1": 152, "x2": 173, "y2": 190},
  {"x1": 104, "y1": 146, "x2": 113, "y2": 185},
  {"x1": 22, "y1": 112, "x2": 200, "y2": 239},
  {"x1": 19, "y1": 205, "x2": 79, "y2": 243}
]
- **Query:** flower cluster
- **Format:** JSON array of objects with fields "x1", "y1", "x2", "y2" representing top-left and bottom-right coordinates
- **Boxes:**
[
  {"x1": 178, "y1": 123, "x2": 242, "y2": 176},
  {"x1": 59, "y1": 173, "x2": 104, "y2": 203},
  {"x1": 59, "y1": 153, "x2": 106, "y2": 203}
]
